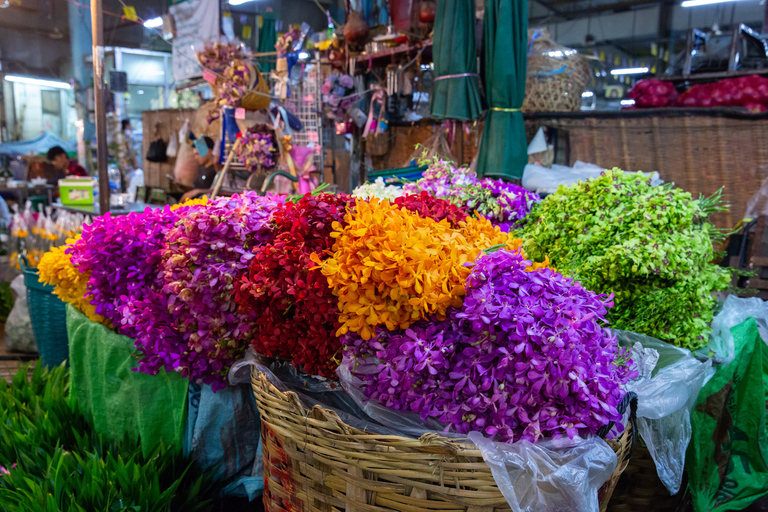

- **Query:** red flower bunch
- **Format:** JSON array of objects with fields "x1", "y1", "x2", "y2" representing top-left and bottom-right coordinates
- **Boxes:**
[
  {"x1": 236, "y1": 193, "x2": 354, "y2": 377},
  {"x1": 394, "y1": 191, "x2": 469, "y2": 226}
]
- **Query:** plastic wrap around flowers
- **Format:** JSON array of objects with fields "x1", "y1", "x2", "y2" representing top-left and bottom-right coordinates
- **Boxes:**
[
  {"x1": 403, "y1": 159, "x2": 541, "y2": 230},
  {"x1": 238, "y1": 130, "x2": 277, "y2": 172},
  {"x1": 342, "y1": 249, "x2": 637, "y2": 443},
  {"x1": 321, "y1": 73, "x2": 355, "y2": 119}
]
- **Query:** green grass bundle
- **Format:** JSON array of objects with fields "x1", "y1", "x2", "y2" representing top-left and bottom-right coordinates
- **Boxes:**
[{"x1": 519, "y1": 168, "x2": 730, "y2": 350}]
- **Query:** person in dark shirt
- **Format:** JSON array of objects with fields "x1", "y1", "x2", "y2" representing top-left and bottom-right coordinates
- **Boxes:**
[{"x1": 47, "y1": 146, "x2": 87, "y2": 178}]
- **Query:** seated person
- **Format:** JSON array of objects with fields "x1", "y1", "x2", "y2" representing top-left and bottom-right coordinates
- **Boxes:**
[
  {"x1": 179, "y1": 136, "x2": 218, "y2": 202},
  {"x1": 47, "y1": 146, "x2": 88, "y2": 179}
]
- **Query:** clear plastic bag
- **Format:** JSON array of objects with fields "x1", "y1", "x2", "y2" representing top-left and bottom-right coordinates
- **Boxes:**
[
  {"x1": 468, "y1": 432, "x2": 618, "y2": 512},
  {"x1": 4, "y1": 275, "x2": 36, "y2": 353},
  {"x1": 704, "y1": 295, "x2": 768, "y2": 366},
  {"x1": 615, "y1": 330, "x2": 712, "y2": 494}
]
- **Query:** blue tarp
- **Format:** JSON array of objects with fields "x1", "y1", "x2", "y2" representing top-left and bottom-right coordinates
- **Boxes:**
[{"x1": 0, "y1": 131, "x2": 76, "y2": 156}]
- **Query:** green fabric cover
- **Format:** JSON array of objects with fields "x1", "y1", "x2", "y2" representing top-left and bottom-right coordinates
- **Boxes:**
[
  {"x1": 476, "y1": 0, "x2": 528, "y2": 180},
  {"x1": 687, "y1": 318, "x2": 768, "y2": 511},
  {"x1": 429, "y1": 0, "x2": 483, "y2": 121},
  {"x1": 67, "y1": 305, "x2": 189, "y2": 457},
  {"x1": 257, "y1": 13, "x2": 278, "y2": 73}
]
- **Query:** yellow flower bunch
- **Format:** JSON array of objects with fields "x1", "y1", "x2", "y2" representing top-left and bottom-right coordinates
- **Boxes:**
[
  {"x1": 37, "y1": 236, "x2": 110, "y2": 327},
  {"x1": 9, "y1": 250, "x2": 44, "y2": 270},
  {"x1": 315, "y1": 198, "x2": 549, "y2": 340},
  {"x1": 170, "y1": 196, "x2": 209, "y2": 211}
]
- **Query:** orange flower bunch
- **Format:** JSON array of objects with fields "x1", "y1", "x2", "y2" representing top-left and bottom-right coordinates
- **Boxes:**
[{"x1": 314, "y1": 198, "x2": 549, "y2": 340}]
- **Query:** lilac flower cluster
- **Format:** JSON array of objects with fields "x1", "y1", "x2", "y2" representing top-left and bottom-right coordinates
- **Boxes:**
[
  {"x1": 239, "y1": 130, "x2": 277, "y2": 172},
  {"x1": 154, "y1": 192, "x2": 282, "y2": 388},
  {"x1": 403, "y1": 159, "x2": 540, "y2": 230},
  {"x1": 68, "y1": 206, "x2": 182, "y2": 329},
  {"x1": 343, "y1": 249, "x2": 636, "y2": 443}
]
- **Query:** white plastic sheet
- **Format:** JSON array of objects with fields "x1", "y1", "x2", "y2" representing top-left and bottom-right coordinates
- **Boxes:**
[
  {"x1": 704, "y1": 295, "x2": 768, "y2": 366},
  {"x1": 616, "y1": 330, "x2": 711, "y2": 494}
]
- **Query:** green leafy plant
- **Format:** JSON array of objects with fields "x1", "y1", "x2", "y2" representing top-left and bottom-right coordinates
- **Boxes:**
[
  {"x1": 0, "y1": 281, "x2": 14, "y2": 323},
  {"x1": 519, "y1": 168, "x2": 731, "y2": 350},
  {"x1": 0, "y1": 364, "x2": 218, "y2": 512}
]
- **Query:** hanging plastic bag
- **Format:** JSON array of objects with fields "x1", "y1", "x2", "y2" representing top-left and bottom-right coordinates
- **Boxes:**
[
  {"x1": 687, "y1": 318, "x2": 768, "y2": 511},
  {"x1": 4, "y1": 275, "x2": 36, "y2": 353},
  {"x1": 165, "y1": 131, "x2": 178, "y2": 158},
  {"x1": 703, "y1": 294, "x2": 768, "y2": 366},
  {"x1": 173, "y1": 120, "x2": 197, "y2": 188},
  {"x1": 616, "y1": 329, "x2": 712, "y2": 494}
]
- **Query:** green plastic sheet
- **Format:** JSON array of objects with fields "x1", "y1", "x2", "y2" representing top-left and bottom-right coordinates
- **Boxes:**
[
  {"x1": 429, "y1": 0, "x2": 483, "y2": 121},
  {"x1": 476, "y1": 0, "x2": 528, "y2": 180},
  {"x1": 66, "y1": 306, "x2": 189, "y2": 457},
  {"x1": 257, "y1": 12, "x2": 278, "y2": 73},
  {"x1": 687, "y1": 318, "x2": 768, "y2": 511}
]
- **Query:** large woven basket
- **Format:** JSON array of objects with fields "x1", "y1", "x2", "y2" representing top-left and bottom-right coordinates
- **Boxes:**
[
  {"x1": 19, "y1": 256, "x2": 69, "y2": 368},
  {"x1": 252, "y1": 371, "x2": 636, "y2": 512}
]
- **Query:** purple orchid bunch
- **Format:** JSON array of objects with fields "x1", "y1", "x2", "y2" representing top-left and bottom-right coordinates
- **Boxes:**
[
  {"x1": 218, "y1": 59, "x2": 250, "y2": 108},
  {"x1": 158, "y1": 192, "x2": 282, "y2": 389},
  {"x1": 342, "y1": 249, "x2": 636, "y2": 443},
  {"x1": 321, "y1": 73, "x2": 355, "y2": 119},
  {"x1": 69, "y1": 206, "x2": 183, "y2": 330},
  {"x1": 403, "y1": 159, "x2": 540, "y2": 230},
  {"x1": 197, "y1": 42, "x2": 246, "y2": 73},
  {"x1": 238, "y1": 130, "x2": 277, "y2": 172}
]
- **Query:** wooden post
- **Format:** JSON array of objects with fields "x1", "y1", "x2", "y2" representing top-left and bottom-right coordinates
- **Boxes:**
[{"x1": 91, "y1": 0, "x2": 109, "y2": 213}]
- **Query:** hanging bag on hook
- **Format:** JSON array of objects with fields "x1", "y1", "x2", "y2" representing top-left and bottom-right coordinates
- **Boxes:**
[{"x1": 146, "y1": 123, "x2": 168, "y2": 163}]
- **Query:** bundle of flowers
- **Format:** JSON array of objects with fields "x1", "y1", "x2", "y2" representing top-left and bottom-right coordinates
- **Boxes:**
[
  {"x1": 236, "y1": 194, "x2": 354, "y2": 377},
  {"x1": 238, "y1": 129, "x2": 277, "y2": 172},
  {"x1": 314, "y1": 198, "x2": 550, "y2": 340},
  {"x1": 157, "y1": 192, "x2": 281, "y2": 387},
  {"x1": 321, "y1": 73, "x2": 355, "y2": 119},
  {"x1": 394, "y1": 191, "x2": 469, "y2": 227},
  {"x1": 403, "y1": 159, "x2": 540, "y2": 230},
  {"x1": 520, "y1": 168, "x2": 730, "y2": 349},
  {"x1": 196, "y1": 42, "x2": 246, "y2": 73},
  {"x1": 342, "y1": 249, "x2": 636, "y2": 443},
  {"x1": 351, "y1": 177, "x2": 404, "y2": 202},
  {"x1": 68, "y1": 206, "x2": 183, "y2": 329},
  {"x1": 218, "y1": 59, "x2": 250, "y2": 108},
  {"x1": 37, "y1": 236, "x2": 109, "y2": 327}
]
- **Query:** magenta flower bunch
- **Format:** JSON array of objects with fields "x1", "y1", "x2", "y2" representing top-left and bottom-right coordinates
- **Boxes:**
[
  {"x1": 68, "y1": 206, "x2": 182, "y2": 329},
  {"x1": 159, "y1": 192, "x2": 282, "y2": 388},
  {"x1": 343, "y1": 249, "x2": 636, "y2": 443}
]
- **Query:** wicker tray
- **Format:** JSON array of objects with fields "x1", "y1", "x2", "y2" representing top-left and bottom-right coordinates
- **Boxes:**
[{"x1": 252, "y1": 371, "x2": 636, "y2": 512}]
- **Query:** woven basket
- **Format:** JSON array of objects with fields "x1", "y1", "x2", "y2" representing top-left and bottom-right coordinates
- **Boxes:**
[
  {"x1": 19, "y1": 256, "x2": 69, "y2": 368},
  {"x1": 252, "y1": 371, "x2": 636, "y2": 512},
  {"x1": 522, "y1": 30, "x2": 590, "y2": 113}
]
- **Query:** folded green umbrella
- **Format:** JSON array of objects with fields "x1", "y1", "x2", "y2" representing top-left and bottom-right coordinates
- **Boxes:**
[
  {"x1": 476, "y1": 0, "x2": 528, "y2": 180},
  {"x1": 429, "y1": 0, "x2": 483, "y2": 121}
]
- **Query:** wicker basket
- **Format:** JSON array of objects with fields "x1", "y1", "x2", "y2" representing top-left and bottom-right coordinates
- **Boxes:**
[
  {"x1": 522, "y1": 29, "x2": 590, "y2": 113},
  {"x1": 252, "y1": 371, "x2": 636, "y2": 512},
  {"x1": 19, "y1": 256, "x2": 69, "y2": 368}
]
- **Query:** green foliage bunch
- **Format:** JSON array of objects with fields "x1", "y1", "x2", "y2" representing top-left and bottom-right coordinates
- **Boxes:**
[
  {"x1": 0, "y1": 364, "x2": 217, "y2": 512},
  {"x1": 519, "y1": 168, "x2": 730, "y2": 350}
]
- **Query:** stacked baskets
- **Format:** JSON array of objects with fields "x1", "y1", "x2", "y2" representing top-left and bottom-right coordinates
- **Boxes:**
[{"x1": 251, "y1": 371, "x2": 637, "y2": 512}]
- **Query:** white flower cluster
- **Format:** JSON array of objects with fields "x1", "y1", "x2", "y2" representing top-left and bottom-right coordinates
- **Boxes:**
[{"x1": 352, "y1": 178, "x2": 404, "y2": 202}]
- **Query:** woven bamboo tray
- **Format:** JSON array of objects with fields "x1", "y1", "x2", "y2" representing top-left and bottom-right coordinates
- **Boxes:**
[{"x1": 252, "y1": 370, "x2": 636, "y2": 512}]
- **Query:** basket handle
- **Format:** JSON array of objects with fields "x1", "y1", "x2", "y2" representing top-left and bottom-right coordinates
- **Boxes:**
[{"x1": 18, "y1": 254, "x2": 31, "y2": 271}]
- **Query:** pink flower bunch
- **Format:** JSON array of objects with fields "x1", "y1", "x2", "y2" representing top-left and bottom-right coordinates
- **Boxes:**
[{"x1": 158, "y1": 192, "x2": 282, "y2": 388}]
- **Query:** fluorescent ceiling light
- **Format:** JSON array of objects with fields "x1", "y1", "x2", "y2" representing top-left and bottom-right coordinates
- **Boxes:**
[
  {"x1": 4, "y1": 75, "x2": 71, "y2": 89},
  {"x1": 298, "y1": 51, "x2": 310, "y2": 60},
  {"x1": 621, "y1": 99, "x2": 636, "y2": 106},
  {"x1": 582, "y1": 91, "x2": 594, "y2": 98},
  {"x1": 611, "y1": 67, "x2": 649, "y2": 75},
  {"x1": 682, "y1": 0, "x2": 741, "y2": 7},
  {"x1": 143, "y1": 17, "x2": 163, "y2": 28},
  {"x1": 229, "y1": 0, "x2": 256, "y2": 5}
]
